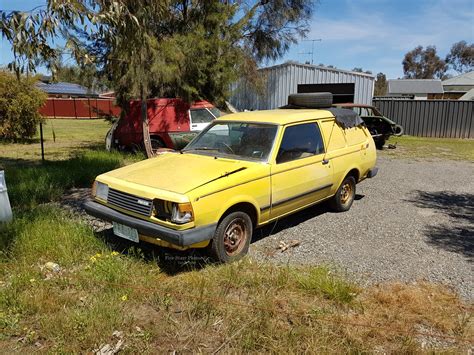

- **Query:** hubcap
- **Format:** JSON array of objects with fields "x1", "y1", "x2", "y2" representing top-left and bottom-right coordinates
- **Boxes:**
[
  {"x1": 223, "y1": 218, "x2": 248, "y2": 256},
  {"x1": 340, "y1": 182, "x2": 353, "y2": 204}
]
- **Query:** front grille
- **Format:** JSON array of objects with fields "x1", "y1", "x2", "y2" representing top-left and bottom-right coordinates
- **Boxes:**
[{"x1": 107, "y1": 188, "x2": 153, "y2": 217}]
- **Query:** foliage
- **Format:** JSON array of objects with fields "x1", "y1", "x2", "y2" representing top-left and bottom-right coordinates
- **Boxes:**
[
  {"x1": 0, "y1": 71, "x2": 46, "y2": 140},
  {"x1": 374, "y1": 72, "x2": 387, "y2": 96},
  {"x1": 352, "y1": 67, "x2": 372, "y2": 74},
  {"x1": 0, "y1": 1, "x2": 315, "y2": 107},
  {"x1": 53, "y1": 62, "x2": 111, "y2": 92},
  {"x1": 402, "y1": 45, "x2": 447, "y2": 79},
  {"x1": 445, "y1": 40, "x2": 474, "y2": 74}
]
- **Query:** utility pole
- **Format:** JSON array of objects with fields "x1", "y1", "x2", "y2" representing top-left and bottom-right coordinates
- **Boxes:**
[{"x1": 302, "y1": 39, "x2": 322, "y2": 65}]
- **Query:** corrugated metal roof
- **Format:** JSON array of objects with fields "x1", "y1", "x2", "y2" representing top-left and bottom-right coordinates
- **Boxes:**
[
  {"x1": 36, "y1": 82, "x2": 98, "y2": 96},
  {"x1": 388, "y1": 79, "x2": 444, "y2": 94},
  {"x1": 261, "y1": 62, "x2": 375, "y2": 78},
  {"x1": 442, "y1": 71, "x2": 474, "y2": 86}
]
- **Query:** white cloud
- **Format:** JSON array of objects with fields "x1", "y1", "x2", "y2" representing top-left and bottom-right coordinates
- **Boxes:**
[{"x1": 301, "y1": 0, "x2": 474, "y2": 77}]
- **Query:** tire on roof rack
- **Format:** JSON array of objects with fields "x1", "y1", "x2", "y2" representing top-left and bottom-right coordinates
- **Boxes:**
[{"x1": 288, "y1": 92, "x2": 333, "y2": 108}]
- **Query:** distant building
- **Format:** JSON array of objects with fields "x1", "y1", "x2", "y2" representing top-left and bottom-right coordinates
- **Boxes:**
[
  {"x1": 36, "y1": 81, "x2": 99, "y2": 98},
  {"x1": 229, "y1": 62, "x2": 375, "y2": 110},
  {"x1": 387, "y1": 79, "x2": 444, "y2": 100},
  {"x1": 442, "y1": 71, "x2": 474, "y2": 100}
]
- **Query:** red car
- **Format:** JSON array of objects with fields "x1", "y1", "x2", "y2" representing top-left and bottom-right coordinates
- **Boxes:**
[{"x1": 110, "y1": 98, "x2": 220, "y2": 151}]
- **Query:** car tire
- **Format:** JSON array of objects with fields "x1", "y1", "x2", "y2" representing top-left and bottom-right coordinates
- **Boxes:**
[
  {"x1": 375, "y1": 138, "x2": 386, "y2": 150},
  {"x1": 329, "y1": 176, "x2": 356, "y2": 212},
  {"x1": 288, "y1": 93, "x2": 333, "y2": 108},
  {"x1": 151, "y1": 136, "x2": 166, "y2": 150},
  {"x1": 392, "y1": 124, "x2": 404, "y2": 136},
  {"x1": 208, "y1": 211, "x2": 253, "y2": 263}
]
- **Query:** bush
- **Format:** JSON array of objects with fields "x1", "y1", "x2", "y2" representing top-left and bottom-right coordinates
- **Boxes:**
[{"x1": 0, "y1": 71, "x2": 46, "y2": 140}]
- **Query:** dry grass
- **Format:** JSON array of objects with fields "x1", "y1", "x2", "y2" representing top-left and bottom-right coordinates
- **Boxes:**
[
  {"x1": 0, "y1": 207, "x2": 472, "y2": 353},
  {"x1": 382, "y1": 135, "x2": 474, "y2": 161},
  {"x1": 0, "y1": 119, "x2": 111, "y2": 166}
]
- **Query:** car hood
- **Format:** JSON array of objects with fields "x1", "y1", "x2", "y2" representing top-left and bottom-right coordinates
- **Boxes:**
[{"x1": 102, "y1": 152, "x2": 254, "y2": 195}]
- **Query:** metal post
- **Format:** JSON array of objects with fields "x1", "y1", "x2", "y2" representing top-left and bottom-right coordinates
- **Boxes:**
[{"x1": 40, "y1": 122, "x2": 45, "y2": 162}]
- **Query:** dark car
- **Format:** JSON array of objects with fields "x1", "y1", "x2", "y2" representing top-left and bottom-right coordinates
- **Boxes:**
[{"x1": 334, "y1": 103, "x2": 403, "y2": 149}]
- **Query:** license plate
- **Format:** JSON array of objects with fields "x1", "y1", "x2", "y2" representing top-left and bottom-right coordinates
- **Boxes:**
[{"x1": 113, "y1": 222, "x2": 139, "y2": 243}]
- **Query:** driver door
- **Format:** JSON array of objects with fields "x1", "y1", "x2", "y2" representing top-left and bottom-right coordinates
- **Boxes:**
[{"x1": 270, "y1": 122, "x2": 333, "y2": 218}]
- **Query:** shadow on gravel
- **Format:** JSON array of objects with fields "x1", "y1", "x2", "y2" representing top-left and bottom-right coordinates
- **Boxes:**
[
  {"x1": 408, "y1": 191, "x2": 473, "y2": 260},
  {"x1": 252, "y1": 202, "x2": 329, "y2": 243}
]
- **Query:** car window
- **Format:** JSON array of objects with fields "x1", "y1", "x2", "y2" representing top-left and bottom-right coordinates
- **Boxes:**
[
  {"x1": 184, "y1": 122, "x2": 278, "y2": 161},
  {"x1": 208, "y1": 107, "x2": 222, "y2": 118},
  {"x1": 276, "y1": 123, "x2": 325, "y2": 164},
  {"x1": 190, "y1": 109, "x2": 215, "y2": 123}
]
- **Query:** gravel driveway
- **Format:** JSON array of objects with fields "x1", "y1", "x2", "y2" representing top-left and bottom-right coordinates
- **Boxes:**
[{"x1": 249, "y1": 157, "x2": 474, "y2": 300}]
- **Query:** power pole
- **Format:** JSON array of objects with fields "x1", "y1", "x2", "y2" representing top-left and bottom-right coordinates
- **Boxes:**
[{"x1": 302, "y1": 39, "x2": 322, "y2": 65}]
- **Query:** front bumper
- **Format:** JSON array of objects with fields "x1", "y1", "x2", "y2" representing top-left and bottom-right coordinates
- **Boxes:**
[
  {"x1": 367, "y1": 167, "x2": 379, "y2": 178},
  {"x1": 83, "y1": 200, "x2": 216, "y2": 247}
]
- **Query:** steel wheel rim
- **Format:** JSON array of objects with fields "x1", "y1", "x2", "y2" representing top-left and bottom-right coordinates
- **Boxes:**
[
  {"x1": 340, "y1": 182, "x2": 353, "y2": 204},
  {"x1": 223, "y1": 218, "x2": 248, "y2": 256}
]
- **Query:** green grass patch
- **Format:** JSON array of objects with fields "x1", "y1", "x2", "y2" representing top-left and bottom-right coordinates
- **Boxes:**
[
  {"x1": 382, "y1": 135, "x2": 474, "y2": 161},
  {"x1": 5, "y1": 150, "x2": 126, "y2": 210}
]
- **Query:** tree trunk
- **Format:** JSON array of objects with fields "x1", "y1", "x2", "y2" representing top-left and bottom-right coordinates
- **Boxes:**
[{"x1": 141, "y1": 85, "x2": 154, "y2": 158}]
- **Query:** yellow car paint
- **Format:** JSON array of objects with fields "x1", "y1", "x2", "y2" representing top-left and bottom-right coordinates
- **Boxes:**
[{"x1": 91, "y1": 108, "x2": 377, "y2": 251}]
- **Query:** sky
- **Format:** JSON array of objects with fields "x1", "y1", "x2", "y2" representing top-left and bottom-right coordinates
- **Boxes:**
[{"x1": 1, "y1": 0, "x2": 473, "y2": 79}]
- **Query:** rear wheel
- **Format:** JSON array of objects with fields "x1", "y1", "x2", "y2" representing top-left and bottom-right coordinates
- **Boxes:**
[
  {"x1": 375, "y1": 138, "x2": 386, "y2": 150},
  {"x1": 208, "y1": 211, "x2": 252, "y2": 263},
  {"x1": 329, "y1": 176, "x2": 356, "y2": 212}
]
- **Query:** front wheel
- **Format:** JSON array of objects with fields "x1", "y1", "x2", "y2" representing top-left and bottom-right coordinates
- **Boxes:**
[
  {"x1": 329, "y1": 176, "x2": 356, "y2": 212},
  {"x1": 208, "y1": 211, "x2": 253, "y2": 263}
]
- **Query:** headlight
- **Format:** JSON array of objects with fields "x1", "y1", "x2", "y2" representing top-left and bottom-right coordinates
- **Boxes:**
[
  {"x1": 171, "y1": 202, "x2": 194, "y2": 224},
  {"x1": 93, "y1": 181, "x2": 109, "y2": 202}
]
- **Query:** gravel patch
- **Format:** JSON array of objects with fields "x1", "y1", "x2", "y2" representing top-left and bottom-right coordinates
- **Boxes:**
[
  {"x1": 61, "y1": 157, "x2": 474, "y2": 300},
  {"x1": 250, "y1": 157, "x2": 474, "y2": 300}
]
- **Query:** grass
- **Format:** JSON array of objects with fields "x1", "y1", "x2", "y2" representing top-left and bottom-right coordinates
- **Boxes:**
[
  {"x1": 0, "y1": 207, "x2": 471, "y2": 353},
  {"x1": 382, "y1": 135, "x2": 474, "y2": 161},
  {"x1": 0, "y1": 119, "x2": 473, "y2": 352},
  {"x1": 0, "y1": 119, "x2": 111, "y2": 165}
]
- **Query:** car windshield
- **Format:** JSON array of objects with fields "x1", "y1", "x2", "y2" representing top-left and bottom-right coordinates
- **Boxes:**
[{"x1": 184, "y1": 122, "x2": 278, "y2": 161}]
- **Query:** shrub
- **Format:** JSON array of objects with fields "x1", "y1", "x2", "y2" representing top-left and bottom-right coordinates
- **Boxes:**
[{"x1": 0, "y1": 71, "x2": 46, "y2": 140}]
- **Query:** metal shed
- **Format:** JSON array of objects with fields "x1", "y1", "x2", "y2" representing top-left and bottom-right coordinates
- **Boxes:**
[{"x1": 230, "y1": 62, "x2": 375, "y2": 111}]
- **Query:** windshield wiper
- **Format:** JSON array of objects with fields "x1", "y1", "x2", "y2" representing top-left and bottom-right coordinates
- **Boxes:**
[{"x1": 185, "y1": 147, "x2": 220, "y2": 151}]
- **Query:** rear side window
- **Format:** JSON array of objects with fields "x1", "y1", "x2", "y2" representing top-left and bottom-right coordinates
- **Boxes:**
[
  {"x1": 276, "y1": 123, "x2": 325, "y2": 164},
  {"x1": 190, "y1": 109, "x2": 215, "y2": 123},
  {"x1": 208, "y1": 107, "x2": 222, "y2": 118}
]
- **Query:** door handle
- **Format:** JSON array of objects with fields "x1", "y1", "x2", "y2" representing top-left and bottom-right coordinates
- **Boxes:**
[{"x1": 322, "y1": 159, "x2": 329, "y2": 165}]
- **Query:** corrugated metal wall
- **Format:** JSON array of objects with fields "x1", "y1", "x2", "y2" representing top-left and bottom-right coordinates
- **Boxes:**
[
  {"x1": 230, "y1": 63, "x2": 375, "y2": 110},
  {"x1": 373, "y1": 99, "x2": 474, "y2": 138}
]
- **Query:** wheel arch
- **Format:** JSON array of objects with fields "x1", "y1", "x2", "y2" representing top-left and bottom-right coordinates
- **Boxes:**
[
  {"x1": 218, "y1": 201, "x2": 259, "y2": 229},
  {"x1": 346, "y1": 167, "x2": 360, "y2": 182}
]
